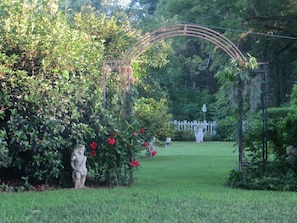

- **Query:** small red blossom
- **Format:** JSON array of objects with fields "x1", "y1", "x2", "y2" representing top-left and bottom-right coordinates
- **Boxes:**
[
  {"x1": 132, "y1": 132, "x2": 138, "y2": 136},
  {"x1": 140, "y1": 127, "x2": 145, "y2": 134},
  {"x1": 90, "y1": 141, "x2": 98, "y2": 150},
  {"x1": 90, "y1": 150, "x2": 96, "y2": 156},
  {"x1": 108, "y1": 138, "x2": 116, "y2": 145},
  {"x1": 142, "y1": 142, "x2": 149, "y2": 147},
  {"x1": 131, "y1": 160, "x2": 140, "y2": 167},
  {"x1": 151, "y1": 149, "x2": 157, "y2": 157}
]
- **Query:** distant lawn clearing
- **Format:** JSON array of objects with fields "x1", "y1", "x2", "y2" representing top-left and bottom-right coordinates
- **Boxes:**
[
  {"x1": 1, "y1": 141, "x2": 297, "y2": 223},
  {"x1": 133, "y1": 141, "x2": 238, "y2": 193}
]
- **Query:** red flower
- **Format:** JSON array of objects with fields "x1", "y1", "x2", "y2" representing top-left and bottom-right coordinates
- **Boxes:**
[
  {"x1": 132, "y1": 132, "x2": 138, "y2": 136},
  {"x1": 142, "y1": 142, "x2": 149, "y2": 147},
  {"x1": 140, "y1": 127, "x2": 145, "y2": 134},
  {"x1": 151, "y1": 149, "x2": 157, "y2": 157},
  {"x1": 90, "y1": 150, "x2": 96, "y2": 156},
  {"x1": 90, "y1": 141, "x2": 98, "y2": 150},
  {"x1": 108, "y1": 138, "x2": 116, "y2": 145},
  {"x1": 131, "y1": 160, "x2": 140, "y2": 167}
]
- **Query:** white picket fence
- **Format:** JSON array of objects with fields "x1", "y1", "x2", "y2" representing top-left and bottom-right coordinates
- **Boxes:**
[{"x1": 170, "y1": 120, "x2": 217, "y2": 136}]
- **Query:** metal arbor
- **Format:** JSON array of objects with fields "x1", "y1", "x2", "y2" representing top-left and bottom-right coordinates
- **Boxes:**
[
  {"x1": 102, "y1": 24, "x2": 247, "y2": 111},
  {"x1": 102, "y1": 23, "x2": 250, "y2": 169},
  {"x1": 123, "y1": 24, "x2": 246, "y2": 62}
]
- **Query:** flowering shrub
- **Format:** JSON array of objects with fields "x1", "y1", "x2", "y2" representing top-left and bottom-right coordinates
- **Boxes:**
[
  {"x1": 0, "y1": 1, "x2": 165, "y2": 190},
  {"x1": 131, "y1": 160, "x2": 140, "y2": 167},
  {"x1": 107, "y1": 138, "x2": 116, "y2": 145},
  {"x1": 89, "y1": 142, "x2": 97, "y2": 157},
  {"x1": 140, "y1": 127, "x2": 145, "y2": 135},
  {"x1": 85, "y1": 122, "x2": 152, "y2": 187},
  {"x1": 151, "y1": 149, "x2": 157, "y2": 157},
  {"x1": 90, "y1": 142, "x2": 98, "y2": 150},
  {"x1": 142, "y1": 142, "x2": 149, "y2": 147}
]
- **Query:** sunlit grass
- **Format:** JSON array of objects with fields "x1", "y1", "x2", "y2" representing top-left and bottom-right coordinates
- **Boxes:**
[{"x1": 1, "y1": 141, "x2": 297, "y2": 223}]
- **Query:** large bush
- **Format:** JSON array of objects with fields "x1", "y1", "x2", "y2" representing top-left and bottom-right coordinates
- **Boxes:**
[
  {"x1": 133, "y1": 97, "x2": 172, "y2": 140},
  {"x1": 227, "y1": 107, "x2": 297, "y2": 191},
  {"x1": 0, "y1": 1, "x2": 142, "y2": 189}
]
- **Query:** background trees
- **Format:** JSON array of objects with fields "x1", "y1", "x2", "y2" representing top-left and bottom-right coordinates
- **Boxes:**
[
  {"x1": 128, "y1": 0, "x2": 297, "y2": 190},
  {"x1": 131, "y1": 0, "x2": 297, "y2": 118},
  {"x1": 1, "y1": 0, "x2": 297, "y2": 189}
]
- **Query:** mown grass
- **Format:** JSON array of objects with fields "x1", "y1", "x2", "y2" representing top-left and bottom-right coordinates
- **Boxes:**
[{"x1": 1, "y1": 141, "x2": 297, "y2": 223}]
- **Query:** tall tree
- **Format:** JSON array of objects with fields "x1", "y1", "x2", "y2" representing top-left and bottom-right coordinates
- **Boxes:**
[
  {"x1": 142, "y1": 0, "x2": 297, "y2": 119},
  {"x1": 242, "y1": 0, "x2": 297, "y2": 106}
]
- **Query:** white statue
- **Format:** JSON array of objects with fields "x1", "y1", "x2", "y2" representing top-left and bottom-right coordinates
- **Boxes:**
[
  {"x1": 71, "y1": 144, "x2": 87, "y2": 189},
  {"x1": 194, "y1": 122, "x2": 207, "y2": 143},
  {"x1": 195, "y1": 126, "x2": 204, "y2": 142},
  {"x1": 165, "y1": 137, "x2": 172, "y2": 147},
  {"x1": 286, "y1": 145, "x2": 297, "y2": 162}
]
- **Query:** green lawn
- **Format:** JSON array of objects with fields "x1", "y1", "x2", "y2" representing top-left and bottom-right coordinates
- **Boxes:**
[{"x1": 1, "y1": 141, "x2": 297, "y2": 223}]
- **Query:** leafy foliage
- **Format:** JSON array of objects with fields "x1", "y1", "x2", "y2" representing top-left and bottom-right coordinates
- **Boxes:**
[
  {"x1": 227, "y1": 162, "x2": 297, "y2": 191},
  {"x1": 133, "y1": 98, "x2": 172, "y2": 140},
  {"x1": 131, "y1": 0, "x2": 297, "y2": 120},
  {"x1": 86, "y1": 120, "x2": 148, "y2": 187},
  {"x1": 0, "y1": 0, "x2": 143, "y2": 189},
  {"x1": 171, "y1": 130, "x2": 195, "y2": 141},
  {"x1": 227, "y1": 106, "x2": 297, "y2": 191}
]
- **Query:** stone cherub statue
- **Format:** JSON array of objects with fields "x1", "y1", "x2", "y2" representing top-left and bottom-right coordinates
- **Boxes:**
[
  {"x1": 71, "y1": 144, "x2": 87, "y2": 189},
  {"x1": 286, "y1": 145, "x2": 297, "y2": 162}
]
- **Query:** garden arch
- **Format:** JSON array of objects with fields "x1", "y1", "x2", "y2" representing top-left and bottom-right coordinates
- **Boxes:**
[
  {"x1": 102, "y1": 24, "x2": 262, "y2": 170},
  {"x1": 102, "y1": 24, "x2": 246, "y2": 113},
  {"x1": 102, "y1": 24, "x2": 247, "y2": 113},
  {"x1": 124, "y1": 24, "x2": 246, "y2": 62}
]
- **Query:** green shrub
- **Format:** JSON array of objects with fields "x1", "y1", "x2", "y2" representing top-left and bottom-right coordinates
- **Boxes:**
[
  {"x1": 0, "y1": 1, "x2": 142, "y2": 189},
  {"x1": 86, "y1": 121, "x2": 147, "y2": 187},
  {"x1": 214, "y1": 120, "x2": 235, "y2": 141},
  {"x1": 134, "y1": 97, "x2": 172, "y2": 140},
  {"x1": 227, "y1": 161, "x2": 297, "y2": 191},
  {"x1": 227, "y1": 107, "x2": 297, "y2": 191},
  {"x1": 5, "y1": 110, "x2": 65, "y2": 184},
  {"x1": 266, "y1": 109, "x2": 297, "y2": 159},
  {"x1": 171, "y1": 129, "x2": 195, "y2": 141},
  {"x1": 267, "y1": 107, "x2": 297, "y2": 120}
]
